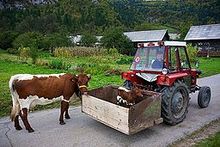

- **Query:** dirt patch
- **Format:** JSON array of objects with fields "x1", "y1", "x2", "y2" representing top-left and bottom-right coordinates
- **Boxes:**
[{"x1": 169, "y1": 118, "x2": 220, "y2": 147}]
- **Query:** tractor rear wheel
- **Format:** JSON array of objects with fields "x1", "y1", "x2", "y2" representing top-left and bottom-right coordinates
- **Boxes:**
[{"x1": 161, "y1": 81, "x2": 189, "y2": 125}]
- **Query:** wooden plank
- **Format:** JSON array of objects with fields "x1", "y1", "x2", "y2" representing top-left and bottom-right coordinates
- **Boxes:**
[{"x1": 82, "y1": 95, "x2": 130, "y2": 134}]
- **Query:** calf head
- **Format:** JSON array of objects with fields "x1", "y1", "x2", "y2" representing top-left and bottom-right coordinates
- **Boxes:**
[{"x1": 76, "y1": 73, "x2": 91, "y2": 95}]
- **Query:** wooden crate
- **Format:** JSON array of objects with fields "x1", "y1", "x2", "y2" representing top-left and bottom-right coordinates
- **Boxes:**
[{"x1": 82, "y1": 85, "x2": 163, "y2": 135}]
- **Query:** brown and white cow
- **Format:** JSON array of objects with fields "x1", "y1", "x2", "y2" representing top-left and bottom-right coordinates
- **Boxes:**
[
  {"x1": 9, "y1": 73, "x2": 91, "y2": 133},
  {"x1": 117, "y1": 86, "x2": 144, "y2": 106}
]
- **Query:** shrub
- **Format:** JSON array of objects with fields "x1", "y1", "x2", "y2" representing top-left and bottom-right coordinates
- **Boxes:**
[
  {"x1": 81, "y1": 33, "x2": 97, "y2": 47},
  {"x1": 116, "y1": 56, "x2": 133, "y2": 64},
  {"x1": 13, "y1": 32, "x2": 43, "y2": 49},
  {"x1": 18, "y1": 47, "x2": 31, "y2": 61},
  {"x1": 49, "y1": 59, "x2": 70, "y2": 70},
  {"x1": 0, "y1": 31, "x2": 19, "y2": 50},
  {"x1": 18, "y1": 47, "x2": 39, "y2": 64},
  {"x1": 7, "y1": 48, "x2": 18, "y2": 54},
  {"x1": 42, "y1": 33, "x2": 72, "y2": 51},
  {"x1": 187, "y1": 43, "x2": 198, "y2": 64},
  {"x1": 49, "y1": 59, "x2": 63, "y2": 69}
]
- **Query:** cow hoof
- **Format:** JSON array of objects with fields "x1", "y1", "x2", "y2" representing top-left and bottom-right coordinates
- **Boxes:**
[
  {"x1": 60, "y1": 122, "x2": 66, "y2": 125},
  {"x1": 16, "y1": 126, "x2": 22, "y2": 130},
  {"x1": 65, "y1": 116, "x2": 70, "y2": 119},
  {"x1": 28, "y1": 129, "x2": 34, "y2": 133}
]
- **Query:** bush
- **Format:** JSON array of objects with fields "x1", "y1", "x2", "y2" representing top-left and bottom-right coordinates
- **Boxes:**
[
  {"x1": 116, "y1": 56, "x2": 133, "y2": 64},
  {"x1": 7, "y1": 48, "x2": 18, "y2": 54},
  {"x1": 18, "y1": 47, "x2": 31, "y2": 61},
  {"x1": 18, "y1": 47, "x2": 39, "y2": 64},
  {"x1": 0, "y1": 31, "x2": 19, "y2": 50},
  {"x1": 49, "y1": 59, "x2": 70, "y2": 70},
  {"x1": 13, "y1": 32, "x2": 43, "y2": 49},
  {"x1": 187, "y1": 43, "x2": 198, "y2": 64},
  {"x1": 42, "y1": 33, "x2": 72, "y2": 51},
  {"x1": 81, "y1": 33, "x2": 97, "y2": 47}
]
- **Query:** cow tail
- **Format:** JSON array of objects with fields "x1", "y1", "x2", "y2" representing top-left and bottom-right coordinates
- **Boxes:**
[{"x1": 9, "y1": 76, "x2": 20, "y2": 121}]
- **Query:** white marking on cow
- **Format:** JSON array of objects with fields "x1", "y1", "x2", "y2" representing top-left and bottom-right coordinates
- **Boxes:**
[
  {"x1": 10, "y1": 73, "x2": 66, "y2": 83},
  {"x1": 18, "y1": 95, "x2": 64, "y2": 110},
  {"x1": 118, "y1": 87, "x2": 130, "y2": 92}
]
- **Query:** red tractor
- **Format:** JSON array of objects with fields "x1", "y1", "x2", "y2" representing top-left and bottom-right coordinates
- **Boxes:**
[{"x1": 122, "y1": 41, "x2": 211, "y2": 125}]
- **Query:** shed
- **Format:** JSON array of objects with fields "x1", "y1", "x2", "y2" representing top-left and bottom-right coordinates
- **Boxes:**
[{"x1": 184, "y1": 24, "x2": 220, "y2": 57}]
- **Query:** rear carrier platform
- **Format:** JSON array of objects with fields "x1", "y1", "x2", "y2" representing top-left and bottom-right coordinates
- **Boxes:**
[{"x1": 82, "y1": 85, "x2": 163, "y2": 135}]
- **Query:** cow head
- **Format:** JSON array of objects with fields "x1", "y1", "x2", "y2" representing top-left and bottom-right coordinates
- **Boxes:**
[
  {"x1": 132, "y1": 84, "x2": 144, "y2": 98},
  {"x1": 76, "y1": 74, "x2": 91, "y2": 95}
]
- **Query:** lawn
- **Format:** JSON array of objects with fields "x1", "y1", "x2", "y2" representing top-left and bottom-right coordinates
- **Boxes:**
[
  {"x1": 195, "y1": 132, "x2": 220, "y2": 147},
  {"x1": 0, "y1": 50, "x2": 220, "y2": 117}
]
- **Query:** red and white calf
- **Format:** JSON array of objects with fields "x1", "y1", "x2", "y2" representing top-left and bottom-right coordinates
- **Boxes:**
[
  {"x1": 117, "y1": 86, "x2": 144, "y2": 106},
  {"x1": 9, "y1": 73, "x2": 91, "y2": 133}
]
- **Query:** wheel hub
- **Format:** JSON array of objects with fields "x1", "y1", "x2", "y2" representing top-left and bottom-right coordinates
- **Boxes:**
[{"x1": 172, "y1": 92, "x2": 185, "y2": 118}]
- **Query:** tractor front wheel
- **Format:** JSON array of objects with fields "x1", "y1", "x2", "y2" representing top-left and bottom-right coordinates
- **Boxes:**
[
  {"x1": 198, "y1": 86, "x2": 211, "y2": 108},
  {"x1": 161, "y1": 81, "x2": 189, "y2": 125}
]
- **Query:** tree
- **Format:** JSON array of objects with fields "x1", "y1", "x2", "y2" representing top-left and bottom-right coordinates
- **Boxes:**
[
  {"x1": 101, "y1": 27, "x2": 133, "y2": 55},
  {"x1": 81, "y1": 33, "x2": 97, "y2": 47}
]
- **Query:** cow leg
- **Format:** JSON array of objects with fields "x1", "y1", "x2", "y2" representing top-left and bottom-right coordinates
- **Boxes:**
[
  {"x1": 14, "y1": 115, "x2": 22, "y2": 130},
  {"x1": 19, "y1": 108, "x2": 34, "y2": 133},
  {"x1": 59, "y1": 101, "x2": 69, "y2": 125},
  {"x1": 65, "y1": 102, "x2": 70, "y2": 119}
]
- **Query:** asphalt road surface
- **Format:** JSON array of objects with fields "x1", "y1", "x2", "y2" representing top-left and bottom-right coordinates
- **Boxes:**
[{"x1": 1, "y1": 74, "x2": 220, "y2": 147}]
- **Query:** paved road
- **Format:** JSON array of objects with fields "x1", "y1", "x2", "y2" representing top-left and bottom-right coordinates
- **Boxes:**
[{"x1": 1, "y1": 74, "x2": 220, "y2": 147}]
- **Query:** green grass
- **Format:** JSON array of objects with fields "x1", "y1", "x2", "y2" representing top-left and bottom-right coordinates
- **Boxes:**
[
  {"x1": 199, "y1": 58, "x2": 220, "y2": 77},
  {"x1": 195, "y1": 132, "x2": 220, "y2": 147}
]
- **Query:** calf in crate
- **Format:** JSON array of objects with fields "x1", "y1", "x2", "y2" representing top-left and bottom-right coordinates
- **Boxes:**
[{"x1": 116, "y1": 85, "x2": 144, "y2": 107}]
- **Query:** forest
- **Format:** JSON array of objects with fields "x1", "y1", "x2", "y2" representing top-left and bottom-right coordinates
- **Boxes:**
[{"x1": 1, "y1": 0, "x2": 219, "y2": 36}]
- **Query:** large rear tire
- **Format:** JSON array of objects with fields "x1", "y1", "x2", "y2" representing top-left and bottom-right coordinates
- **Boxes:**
[
  {"x1": 161, "y1": 81, "x2": 189, "y2": 125},
  {"x1": 198, "y1": 86, "x2": 211, "y2": 108}
]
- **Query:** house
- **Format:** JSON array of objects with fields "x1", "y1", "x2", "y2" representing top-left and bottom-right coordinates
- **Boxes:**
[
  {"x1": 185, "y1": 24, "x2": 220, "y2": 57},
  {"x1": 123, "y1": 29, "x2": 169, "y2": 47}
]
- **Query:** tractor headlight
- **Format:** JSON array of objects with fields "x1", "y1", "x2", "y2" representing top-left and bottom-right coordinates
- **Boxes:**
[{"x1": 162, "y1": 68, "x2": 168, "y2": 75}]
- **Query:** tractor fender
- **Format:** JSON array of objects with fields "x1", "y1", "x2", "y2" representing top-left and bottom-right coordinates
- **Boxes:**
[{"x1": 157, "y1": 72, "x2": 189, "y2": 86}]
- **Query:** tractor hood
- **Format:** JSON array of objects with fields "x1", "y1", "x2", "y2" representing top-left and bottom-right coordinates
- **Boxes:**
[{"x1": 136, "y1": 73, "x2": 159, "y2": 82}]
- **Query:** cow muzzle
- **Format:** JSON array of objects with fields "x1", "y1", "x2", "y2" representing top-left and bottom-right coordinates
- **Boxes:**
[{"x1": 79, "y1": 85, "x2": 88, "y2": 95}]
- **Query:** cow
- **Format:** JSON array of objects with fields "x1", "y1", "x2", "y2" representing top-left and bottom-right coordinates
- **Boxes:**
[
  {"x1": 9, "y1": 73, "x2": 91, "y2": 133},
  {"x1": 117, "y1": 85, "x2": 144, "y2": 107}
]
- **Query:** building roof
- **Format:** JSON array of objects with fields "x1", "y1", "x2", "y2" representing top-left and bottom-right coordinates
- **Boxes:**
[
  {"x1": 123, "y1": 30, "x2": 168, "y2": 42},
  {"x1": 185, "y1": 24, "x2": 220, "y2": 41}
]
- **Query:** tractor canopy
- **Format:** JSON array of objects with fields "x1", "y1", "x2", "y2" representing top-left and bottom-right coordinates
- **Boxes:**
[{"x1": 130, "y1": 45, "x2": 165, "y2": 72}]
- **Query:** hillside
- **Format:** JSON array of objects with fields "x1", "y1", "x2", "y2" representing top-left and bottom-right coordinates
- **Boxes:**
[{"x1": 0, "y1": 0, "x2": 219, "y2": 38}]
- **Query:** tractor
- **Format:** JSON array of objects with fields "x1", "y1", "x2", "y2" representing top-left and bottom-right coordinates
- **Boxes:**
[{"x1": 121, "y1": 41, "x2": 211, "y2": 125}]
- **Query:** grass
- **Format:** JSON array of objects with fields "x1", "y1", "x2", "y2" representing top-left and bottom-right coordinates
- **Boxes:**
[
  {"x1": 195, "y1": 132, "x2": 220, "y2": 147},
  {"x1": 198, "y1": 58, "x2": 220, "y2": 77},
  {"x1": 0, "y1": 50, "x2": 220, "y2": 117}
]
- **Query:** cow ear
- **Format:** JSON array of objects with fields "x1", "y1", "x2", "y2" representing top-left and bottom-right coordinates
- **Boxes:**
[{"x1": 87, "y1": 74, "x2": 91, "y2": 80}]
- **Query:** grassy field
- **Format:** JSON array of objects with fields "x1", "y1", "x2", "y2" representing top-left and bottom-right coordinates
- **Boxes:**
[
  {"x1": 195, "y1": 131, "x2": 220, "y2": 147},
  {"x1": 0, "y1": 49, "x2": 220, "y2": 117}
]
